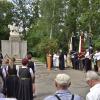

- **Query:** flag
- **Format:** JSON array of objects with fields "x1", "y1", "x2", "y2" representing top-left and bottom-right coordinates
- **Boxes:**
[
  {"x1": 69, "y1": 37, "x2": 72, "y2": 52},
  {"x1": 79, "y1": 33, "x2": 85, "y2": 53}
]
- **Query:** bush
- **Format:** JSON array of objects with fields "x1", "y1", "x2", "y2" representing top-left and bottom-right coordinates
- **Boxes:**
[
  {"x1": 35, "y1": 36, "x2": 58, "y2": 56},
  {"x1": 93, "y1": 36, "x2": 100, "y2": 50}
]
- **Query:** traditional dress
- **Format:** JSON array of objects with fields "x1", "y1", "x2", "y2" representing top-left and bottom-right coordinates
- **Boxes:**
[
  {"x1": 6, "y1": 65, "x2": 18, "y2": 98},
  {"x1": 53, "y1": 53, "x2": 59, "y2": 68},
  {"x1": 17, "y1": 66, "x2": 33, "y2": 100},
  {"x1": 28, "y1": 60, "x2": 35, "y2": 83}
]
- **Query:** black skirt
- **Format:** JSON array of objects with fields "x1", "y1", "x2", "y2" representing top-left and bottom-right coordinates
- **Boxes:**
[
  {"x1": 6, "y1": 75, "x2": 19, "y2": 98},
  {"x1": 18, "y1": 78, "x2": 33, "y2": 100},
  {"x1": 17, "y1": 68, "x2": 33, "y2": 100}
]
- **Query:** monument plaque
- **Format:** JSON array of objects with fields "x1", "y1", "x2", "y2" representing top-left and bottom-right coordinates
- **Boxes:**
[{"x1": 1, "y1": 23, "x2": 27, "y2": 58}]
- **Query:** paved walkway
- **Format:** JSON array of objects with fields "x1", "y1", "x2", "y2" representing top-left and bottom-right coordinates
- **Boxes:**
[{"x1": 35, "y1": 64, "x2": 90, "y2": 100}]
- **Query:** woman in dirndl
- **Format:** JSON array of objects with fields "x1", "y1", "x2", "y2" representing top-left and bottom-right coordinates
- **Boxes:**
[
  {"x1": 6, "y1": 57, "x2": 19, "y2": 98},
  {"x1": 17, "y1": 58, "x2": 33, "y2": 100}
]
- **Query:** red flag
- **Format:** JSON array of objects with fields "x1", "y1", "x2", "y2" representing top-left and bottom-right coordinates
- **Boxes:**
[{"x1": 79, "y1": 33, "x2": 85, "y2": 53}]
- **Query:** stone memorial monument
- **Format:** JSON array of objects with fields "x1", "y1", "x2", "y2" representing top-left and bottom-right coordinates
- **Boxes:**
[{"x1": 1, "y1": 23, "x2": 27, "y2": 58}]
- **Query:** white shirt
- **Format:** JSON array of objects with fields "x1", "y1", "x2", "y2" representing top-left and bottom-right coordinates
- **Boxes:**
[
  {"x1": 85, "y1": 52, "x2": 90, "y2": 58},
  {"x1": 1, "y1": 65, "x2": 9, "y2": 78},
  {"x1": 53, "y1": 54, "x2": 59, "y2": 67},
  {"x1": 86, "y1": 83, "x2": 100, "y2": 100},
  {"x1": 94, "y1": 52, "x2": 100, "y2": 60}
]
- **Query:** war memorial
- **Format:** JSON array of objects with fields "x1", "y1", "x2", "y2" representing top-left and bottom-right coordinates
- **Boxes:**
[{"x1": 1, "y1": 23, "x2": 27, "y2": 58}]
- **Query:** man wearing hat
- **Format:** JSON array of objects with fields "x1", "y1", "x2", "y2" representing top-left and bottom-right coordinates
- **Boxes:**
[{"x1": 44, "y1": 74, "x2": 83, "y2": 100}]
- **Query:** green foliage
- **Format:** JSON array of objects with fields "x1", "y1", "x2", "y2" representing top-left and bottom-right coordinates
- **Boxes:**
[
  {"x1": 34, "y1": 37, "x2": 58, "y2": 56},
  {"x1": 93, "y1": 36, "x2": 100, "y2": 49},
  {"x1": 1, "y1": 0, "x2": 100, "y2": 54},
  {"x1": 78, "y1": 0, "x2": 100, "y2": 34},
  {"x1": 0, "y1": 1, "x2": 13, "y2": 48},
  {"x1": 5, "y1": 0, "x2": 40, "y2": 38},
  {"x1": 26, "y1": 0, "x2": 100, "y2": 56}
]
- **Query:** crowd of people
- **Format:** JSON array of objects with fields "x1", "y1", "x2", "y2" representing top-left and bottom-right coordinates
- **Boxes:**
[
  {"x1": 70, "y1": 47, "x2": 100, "y2": 73},
  {"x1": 45, "y1": 48, "x2": 100, "y2": 100},
  {"x1": 51, "y1": 47, "x2": 100, "y2": 74},
  {"x1": 0, "y1": 52, "x2": 35, "y2": 100},
  {"x1": 0, "y1": 49, "x2": 100, "y2": 100},
  {"x1": 44, "y1": 71, "x2": 100, "y2": 100},
  {"x1": 46, "y1": 50, "x2": 67, "y2": 70}
]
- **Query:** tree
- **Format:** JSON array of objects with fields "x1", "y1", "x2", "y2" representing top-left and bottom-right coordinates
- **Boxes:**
[
  {"x1": 77, "y1": 0, "x2": 100, "y2": 48},
  {"x1": 11, "y1": 0, "x2": 39, "y2": 36},
  {"x1": 27, "y1": 0, "x2": 100, "y2": 56},
  {"x1": 78, "y1": 0, "x2": 100, "y2": 34},
  {"x1": 35, "y1": 0, "x2": 69, "y2": 50},
  {"x1": 66, "y1": 0, "x2": 79, "y2": 34},
  {"x1": 35, "y1": 37, "x2": 58, "y2": 56},
  {"x1": 0, "y1": 1, "x2": 13, "y2": 48}
]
